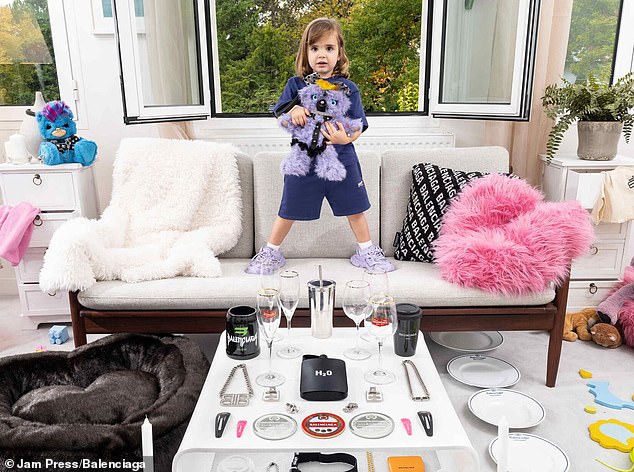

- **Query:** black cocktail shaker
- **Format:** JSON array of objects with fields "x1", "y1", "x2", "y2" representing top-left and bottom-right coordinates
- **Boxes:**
[{"x1": 393, "y1": 303, "x2": 422, "y2": 357}]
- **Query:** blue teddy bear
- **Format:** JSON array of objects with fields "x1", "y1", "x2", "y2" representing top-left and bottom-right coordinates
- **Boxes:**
[{"x1": 36, "y1": 101, "x2": 97, "y2": 166}]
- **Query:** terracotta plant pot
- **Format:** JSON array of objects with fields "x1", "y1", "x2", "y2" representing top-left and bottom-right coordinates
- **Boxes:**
[{"x1": 577, "y1": 121, "x2": 623, "y2": 161}]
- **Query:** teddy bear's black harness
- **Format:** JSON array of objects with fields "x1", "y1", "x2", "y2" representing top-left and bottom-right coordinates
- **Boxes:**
[
  {"x1": 290, "y1": 112, "x2": 333, "y2": 159},
  {"x1": 47, "y1": 135, "x2": 80, "y2": 153}
]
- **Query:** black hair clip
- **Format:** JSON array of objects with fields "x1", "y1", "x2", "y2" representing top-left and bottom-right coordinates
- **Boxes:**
[
  {"x1": 332, "y1": 81, "x2": 352, "y2": 96},
  {"x1": 303, "y1": 72, "x2": 321, "y2": 85}
]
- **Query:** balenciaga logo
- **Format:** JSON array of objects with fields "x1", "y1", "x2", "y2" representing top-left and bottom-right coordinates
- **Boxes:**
[
  {"x1": 234, "y1": 326, "x2": 248, "y2": 336},
  {"x1": 227, "y1": 334, "x2": 257, "y2": 348}
]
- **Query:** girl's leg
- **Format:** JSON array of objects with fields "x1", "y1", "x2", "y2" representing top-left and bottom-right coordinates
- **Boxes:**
[
  {"x1": 268, "y1": 216, "x2": 295, "y2": 245},
  {"x1": 347, "y1": 212, "x2": 396, "y2": 272},
  {"x1": 346, "y1": 212, "x2": 371, "y2": 243}
]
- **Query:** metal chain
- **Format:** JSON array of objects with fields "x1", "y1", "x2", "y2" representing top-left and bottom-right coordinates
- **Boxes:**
[{"x1": 218, "y1": 364, "x2": 254, "y2": 397}]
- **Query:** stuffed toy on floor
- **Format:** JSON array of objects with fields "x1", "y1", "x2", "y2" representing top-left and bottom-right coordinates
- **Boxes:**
[
  {"x1": 278, "y1": 79, "x2": 361, "y2": 181},
  {"x1": 36, "y1": 101, "x2": 97, "y2": 166},
  {"x1": 597, "y1": 257, "x2": 634, "y2": 347},
  {"x1": 563, "y1": 308, "x2": 622, "y2": 348}
]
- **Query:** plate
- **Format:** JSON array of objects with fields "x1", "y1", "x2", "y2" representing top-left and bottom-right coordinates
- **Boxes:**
[
  {"x1": 253, "y1": 413, "x2": 297, "y2": 440},
  {"x1": 469, "y1": 389, "x2": 545, "y2": 428},
  {"x1": 447, "y1": 354, "x2": 520, "y2": 388},
  {"x1": 349, "y1": 412, "x2": 394, "y2": 439},
  {"x1": 489, "y1": 433, "x2": 570, "y2": 472},
  {"x1": 429, "y1": 331, "x2": 504, "y2": 352}
]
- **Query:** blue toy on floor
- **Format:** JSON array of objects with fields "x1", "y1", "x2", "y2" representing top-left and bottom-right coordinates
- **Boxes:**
[{"x1": 48, "y1": 325, "x2": 69, "y2": 345}]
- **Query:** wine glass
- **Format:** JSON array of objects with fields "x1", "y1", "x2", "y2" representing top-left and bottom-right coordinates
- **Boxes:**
[
  {"x1": 255, "y1": 288, "x2": 285, "y2": 387},
  {"x1": 277, "y1": 270, "x2": 302, "y2": 359},
  {"x1": 364, "y1": 294, "x2": 398, "y2": 384},
  {"x1": 342, "y1": 280, "x2": 372, "y2": 360}
]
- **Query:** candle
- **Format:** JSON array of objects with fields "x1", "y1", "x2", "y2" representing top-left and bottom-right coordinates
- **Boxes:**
[
  {"x1": 497, "y1": 416, "x2": 509, "y2": 472},
  {"x1": 142, "y1": 416, "x2": 154, "y2": 472},
  {"x1": 6, "y1": 134, "x2": 31, "y2": 164}
]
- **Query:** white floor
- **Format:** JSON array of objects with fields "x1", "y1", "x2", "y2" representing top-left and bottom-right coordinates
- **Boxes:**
[{"x1": 1, "y1": 296, "x2": 634, "y2": 472}]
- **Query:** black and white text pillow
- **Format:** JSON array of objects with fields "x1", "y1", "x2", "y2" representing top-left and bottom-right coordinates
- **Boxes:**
[{"x1": 393, "y1": 163, "x2": 486, "y2": 262}]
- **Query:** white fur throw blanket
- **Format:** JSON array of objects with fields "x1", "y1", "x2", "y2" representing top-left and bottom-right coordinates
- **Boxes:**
[{"x1": 39, "y1": 138, "x2": 242, "y2": 292}]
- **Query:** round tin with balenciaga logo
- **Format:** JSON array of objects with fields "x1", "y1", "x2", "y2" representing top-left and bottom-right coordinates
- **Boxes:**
[
  {"x1": 301, "y1": 412, "x2": 345, "y2": 438},
  {"x1": 226, "y1": 305, "x2": 260, "y2": 359}
]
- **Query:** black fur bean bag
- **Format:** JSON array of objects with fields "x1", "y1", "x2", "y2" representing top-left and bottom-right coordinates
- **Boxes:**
[{"x1": 0, "y1": 334, "x2": 210, "y2": 472}]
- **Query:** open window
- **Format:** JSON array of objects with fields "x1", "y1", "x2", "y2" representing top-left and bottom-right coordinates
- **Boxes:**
[
  {"x1": 428, "y1": 0, "x2": 540, "y2": 121},
  {"x1": 112, "y1": 0, "x2": 211, "y2": 124}
]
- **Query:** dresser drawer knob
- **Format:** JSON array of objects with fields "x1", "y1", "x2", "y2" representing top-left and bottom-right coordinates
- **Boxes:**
[
  {"x1": 32, "y1": 215, "x2": 42, "y2": 226},
  {"x1": 589, "y1": 244, "x2": 599, "y2": 255},
  {"x1": 33, "y1": 174, "x2": 42, "y2": 186},
  {"x1": 47, "y1": 290, "x2": 57, "y2": 297},
  {"x1": 588, "y1": 283, "x2": 598, "y2": 294}
]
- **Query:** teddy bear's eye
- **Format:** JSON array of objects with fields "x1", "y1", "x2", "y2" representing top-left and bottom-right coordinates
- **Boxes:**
[
  {"x1": 46, "y1": 124, "x2": 51, "y2": 130},
  {"x1": 330, "y1": 99, "x2": 337, "y2": 106},
  {"x1": 63, "y1": 123, "x2": 69, "y2": 128},
  {"x1": 311, "y1": 94, "x2": 318, "y2": 100}
]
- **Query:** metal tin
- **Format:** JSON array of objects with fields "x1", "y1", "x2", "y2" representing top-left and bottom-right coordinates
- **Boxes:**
[
  {"x1": 252, "y1": 413, "x2": 297, "y2": 440},
  {"x1": 301, "y1": 412, "x2": 345, "y2": 438},
  {"x1": 349, "y1": 412, "x2": 395, "y2": 439}
]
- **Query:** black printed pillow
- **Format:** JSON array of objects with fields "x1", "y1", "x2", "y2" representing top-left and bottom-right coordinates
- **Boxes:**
[{"x1": 393, "y1": 163, "x2": 487, "y2": 262}]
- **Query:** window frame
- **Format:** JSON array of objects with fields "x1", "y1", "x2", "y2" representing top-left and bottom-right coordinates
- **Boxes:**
[
  {"x1": 0, "y1": 0, "x2": 84, "y2": 127},
  {"x1": 613, "y1": 0, "x2": 633, "y2": 79},
  {"x1": 111, "y1": 0, "x2": 541, "y2": 123},
  {"x1": 112, "y1": 0, "x2": 212, "y2": 124},
  {"x1": 428, "y1": 0, "x2": 540, "y2": 121}
]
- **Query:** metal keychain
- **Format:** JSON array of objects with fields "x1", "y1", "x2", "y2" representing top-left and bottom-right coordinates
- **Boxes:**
[
  {"x1": 218, "y1": 363, "x2": 254, "y2": 406},
  {"x1": 402, "y1": 359, "x2": 430, "y2": 401}
]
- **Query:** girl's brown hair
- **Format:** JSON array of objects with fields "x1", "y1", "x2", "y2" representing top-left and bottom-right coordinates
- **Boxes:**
[{"x1": 295, "y1": 17, "x2": 349, "y2": 78}]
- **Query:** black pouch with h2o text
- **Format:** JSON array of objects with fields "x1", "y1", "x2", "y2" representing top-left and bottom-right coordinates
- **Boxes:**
[{"x1": 300, "y1": 354, "x2": 348, "y2": 401}]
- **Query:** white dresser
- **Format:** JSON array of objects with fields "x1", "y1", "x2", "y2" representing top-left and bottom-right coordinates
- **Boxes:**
[
  {"x1": 541, "y1": 154, "x2": 634, "y2": 311},
  {"x1": 0, "y1": 163, "x2": 98, "y2": 327}
]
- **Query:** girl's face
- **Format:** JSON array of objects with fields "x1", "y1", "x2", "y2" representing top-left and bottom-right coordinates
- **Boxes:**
[{"x1": 307, "y1": 31, "x2": 340, "y2": 78}]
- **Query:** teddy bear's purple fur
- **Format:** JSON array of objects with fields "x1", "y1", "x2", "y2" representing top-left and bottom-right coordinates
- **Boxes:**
[{"x1": 279, "y1": 83, "x2": 362, "y2": 181}]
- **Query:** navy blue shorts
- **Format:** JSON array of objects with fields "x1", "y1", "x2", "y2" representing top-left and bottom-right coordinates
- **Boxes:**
[{"x1": 278, "y1": 152, "x2": 371, "y2": 221}]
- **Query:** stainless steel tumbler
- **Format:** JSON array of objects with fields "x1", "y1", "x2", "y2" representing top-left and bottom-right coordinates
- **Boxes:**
[{"x1": 307, "y1": 279, "x2": 335, "y2": 338}]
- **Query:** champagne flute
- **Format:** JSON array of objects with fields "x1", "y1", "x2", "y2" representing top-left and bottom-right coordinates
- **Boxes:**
[
  {"x1": 277, "y1": 270, "x2": 302, "y2": 359},
  {"x1": 255, "y1": 288, "x2": 285, "y2": 387},
  {"x1": 342, "y1": 280, "x2": 372, "y2": 360},
  {"x1": 361, "y1": 267, "x2": 390, "y2": 341},
  {"x1": 260, "y1": 261, "x2": 283, "y2": 341},
  {"x1": 364, "y1": 294, "x2": 398, "y2": 384}
]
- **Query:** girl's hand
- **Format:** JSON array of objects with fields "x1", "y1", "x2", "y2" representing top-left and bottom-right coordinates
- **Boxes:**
[
  {"x1": 321, "y1": 121, "x2": 361, "y2": 145},
  {"x1": 290, "y1": 106, "x2": 310, "y2": 126}
]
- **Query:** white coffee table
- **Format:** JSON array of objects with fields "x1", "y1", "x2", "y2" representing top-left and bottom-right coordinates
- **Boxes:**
[{"x1": 173, "y1": 328, "x2": 478, "y2": 472}]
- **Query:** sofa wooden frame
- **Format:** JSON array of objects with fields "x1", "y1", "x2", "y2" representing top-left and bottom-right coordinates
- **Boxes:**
[{"x1": 69, "y1": 275, "x2": 569, "y2": 387}]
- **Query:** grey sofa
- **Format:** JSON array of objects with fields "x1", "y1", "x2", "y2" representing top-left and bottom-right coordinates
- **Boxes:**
[{"x1": 69, "y1": 146, "x2": 569, "y2": 387}]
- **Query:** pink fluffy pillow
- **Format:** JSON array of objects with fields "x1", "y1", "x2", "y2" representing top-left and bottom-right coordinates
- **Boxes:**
[{"x1": 434, "y1": 174, "x2": 595, "y2": 295}]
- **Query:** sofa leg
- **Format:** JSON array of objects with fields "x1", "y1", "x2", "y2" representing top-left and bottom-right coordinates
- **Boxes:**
[
  {"x1": 69, "y1": 291, "x2": 87, "y2": 347},
  {"x1": 546, "y1": 276, "x2": 570, "y2": 387}
]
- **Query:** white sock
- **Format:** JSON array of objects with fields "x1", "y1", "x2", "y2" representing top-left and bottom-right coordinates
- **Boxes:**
[
  {"x1": 358, "y1": 240, "x2": 373, "y2": 249},
  {"x1": 267, "y1": 242, "x2": 280, "y2": 250}
]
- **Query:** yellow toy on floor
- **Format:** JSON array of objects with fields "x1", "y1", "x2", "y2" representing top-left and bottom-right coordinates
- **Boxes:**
[{"x1": 563, "y1": 308, "x2": 599, "y2": 341}]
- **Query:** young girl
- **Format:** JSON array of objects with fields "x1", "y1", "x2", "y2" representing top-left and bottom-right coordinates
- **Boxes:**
[{"x1": 246, "y1": 17, "x2": 395, "y2": 275}]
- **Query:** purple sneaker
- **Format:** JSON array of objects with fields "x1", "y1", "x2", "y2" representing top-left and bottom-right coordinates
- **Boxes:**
[
  {"x1": 245, "y1": 246, "x2": 286, "y2": 274},
  {"x1": 350, "y1": 245, "x2": 395, "y2": 272}
]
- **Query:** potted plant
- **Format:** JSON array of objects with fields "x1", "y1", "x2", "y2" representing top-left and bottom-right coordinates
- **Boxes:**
[{"x1": 541, "y1": 72, "x2": 634, "y2": 161}]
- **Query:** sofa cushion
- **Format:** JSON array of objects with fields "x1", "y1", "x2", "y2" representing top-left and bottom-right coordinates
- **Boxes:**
[
  {"x1": 394, "y1": 163, "x2": 487, "y2": 262},
  {"x1": 220, "y1": 153, "x2": 254, "y2": 259},
  {"x1": 253, "y1": 151, "x2": 380, "y2": 258},
  {"x1": 78, "y1": 258, "x2": 554, "y2": 310},
  {"x1": 380, "y1": 147, "x2": 509, "y2": 257}
]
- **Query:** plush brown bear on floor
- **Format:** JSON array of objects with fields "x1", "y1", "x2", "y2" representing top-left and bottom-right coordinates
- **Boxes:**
[{"x1": 563, "y1": 308, "x2": 622, "y2": 348}]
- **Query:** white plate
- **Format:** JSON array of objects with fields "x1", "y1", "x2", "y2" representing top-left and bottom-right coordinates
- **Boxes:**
[
  {"x1": 489, "y1": 433, "x2": 570, "y2": 472},
  {"x1": 429, "y1": 331, "x2": 504, "y2": 352},
  {"x1": 447, "y1": 354, "x2": 520, "y2": 388},
  {"x1": 469, "y1": 389, "x2": 545, "y2": 428}
]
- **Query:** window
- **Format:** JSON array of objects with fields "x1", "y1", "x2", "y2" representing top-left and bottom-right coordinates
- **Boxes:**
[
  {"x1": 564, "y1": 0, "x2": 622, "y2": 83},
  {"x1": 0, "y1": 0, "x2": 59, "y2": 106},
  {"x1": 112, "y1": 0, "x2": 539, "y2": 122}
]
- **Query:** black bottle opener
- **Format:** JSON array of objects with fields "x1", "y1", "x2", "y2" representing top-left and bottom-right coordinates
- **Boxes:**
[
  {"x1": 215, "y1": 412, "x2": 231, "y2": 438},
  {"x1": 417, "y1": 411, "x2": 433, "y2": 437}
]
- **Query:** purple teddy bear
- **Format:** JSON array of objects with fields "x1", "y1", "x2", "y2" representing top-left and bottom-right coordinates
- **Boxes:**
[{"x1": 278, "y1": 80, "x2": 362, "y2": 181}]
